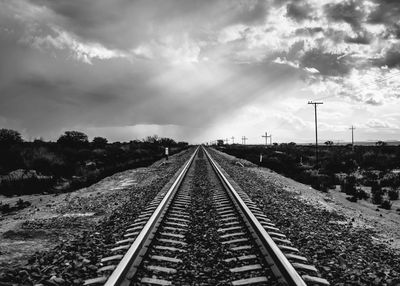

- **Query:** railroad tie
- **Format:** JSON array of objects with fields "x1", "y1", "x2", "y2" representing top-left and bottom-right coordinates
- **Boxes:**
[
  {"x1": 115, "y1": 237, "x2": 135, "y2": 245},
  {"x1": 97, "y1": 265, "x2": 116, "y2": 273},
  {"x1": 284, "y1": 253, "x2": 308, "y2": 263},
  {"x1": 224, "y1": 254, "x2": 257, "y2": 263},
  {"x1": 150, "y1": 255, "x2": 183, "y2": 263},
  {"x1": 218, "y1": 226, "x2": 242, "y2": 233},
  {"x1": 100, "y1": 254, "x2": 123, "y2": 263},
  {"x1": 158, "y1": 238, "x2": 188, "y2": 245},
  {"x1": 220, "y1": 232, "x2": 246, "y2": 239},
  {"x1": 154, "y1": 245, "x2": 187, "y2": 252},
  {"x1": 231, "y1": 276, "x2": 269, "y2": 286},
  {"x1": 231, "y1": 245, "x2": 252, "y2": 251},
  {"x1": 229, "y1": 264, "x2": 262, "y2": 273},
  {"x1": 160, "y1": 232, "x2": 185, "y2": 239},
  {"x1": 302, "y1": 275, "x2": 330, "y2": 285},
  {"x1": 83, "y1": 276, "x2": 107, "y2": 285},
  {"x1": 268, "y1": 231, "x2": 287, "y2": 239},
  {"x1": 292, "y1": 262, "x2": 318, "y2": 273},
  {"x1": 222, "y1": 238, "x2": 249, "y2": 245},
  {"x1": 146, "y1": 265, "x2": 177, "y2": 274},
  {"x1": 163, "y1": 226, "x2": 187, "y2": 232},
  {"x1": 140, "y1": 277, "x2": 172, "y2": 286},
  {"x1": 124, "y1": 231, "x2": 140, "y2": 238}
]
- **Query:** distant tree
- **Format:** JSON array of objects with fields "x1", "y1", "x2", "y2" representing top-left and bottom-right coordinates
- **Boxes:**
[
  {"x1": 325, "y1": 140, "x2": 333, "y2": 146},
  {"x1": 57, "y1": 131, "x2": 89, "y2": 147},
  {"x1": 92, "y1": 136, "x2": 108, "y2": 148},
  {"x1": 159, "y1": 137, "x2": 176, "y2": 147},
  {"x1": 0, "y1": 129, "x2": 23, "y2": 146},
  {"x1": 143, "y1": 135, "x2": 159, "y2": 144},
  {"x1": 376, "y1": 141, "x2": 386, "y2": 147}
]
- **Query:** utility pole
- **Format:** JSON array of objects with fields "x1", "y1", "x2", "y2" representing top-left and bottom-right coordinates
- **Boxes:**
[
  {"x1": 242, "y1": 136, "x2": 248, "y2": 145},
  {"x1": 349, "y1": 125, "x2": 356, "y2": 151},
  {"x1": 262, "y1": 132, "x2": 272, "y2": 145},
  {"x1": 231, "y1": 136, "x2": 235, "y2": 144},
  {"x1": 308, "y1": 101, "x2": 323, "y2": 169}
]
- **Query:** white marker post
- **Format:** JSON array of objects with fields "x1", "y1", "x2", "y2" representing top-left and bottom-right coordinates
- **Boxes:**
[
  {"x1": 259, "y1": 153, "x2": 263, "y2": 166},
  {"x1": 165, "y1": 147, "x2": 169, "y2": 161}
]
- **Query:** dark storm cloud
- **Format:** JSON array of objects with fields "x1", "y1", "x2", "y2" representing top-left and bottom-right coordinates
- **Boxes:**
[
  {"x1": 300, "y1": 49, "x2": 351, "y2": 76},
  {"x1": 344, "y1": 32, "x2": 372, "y2": 45},
  {"x1": 368, "y1": 0, "x2": 400, "y2": 25},
  {"x1": 286, "y1": 1, "x2": 314, "y2": 22},
  {"x1": 373, "y1": 45, "x2": 400, "y2": 68},
  {"x1": 294, "y1": 27, "x2": 323, "y2": 36},
  {"x1": 365, "y1": 98, "x2": 383, "y2": 106},
  {"x1": 28, "y1": 0, "x2": 269, "y2": 50},
  {"x1": 324, "y1": 0, "x2": 365, "y2": 30},
  {"x1": 367, "y1": 0, "x2": 400, "y2": 39}
]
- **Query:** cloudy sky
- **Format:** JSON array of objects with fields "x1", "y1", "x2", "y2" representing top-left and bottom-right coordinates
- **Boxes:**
[{"x1": 1, "y1": 0, "x2": 400, "y2": 144}]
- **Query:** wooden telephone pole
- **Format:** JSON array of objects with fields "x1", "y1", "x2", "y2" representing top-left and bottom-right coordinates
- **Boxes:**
[
  {"x1": 308, "y1": 101, "x2": 323, "y2": 169},
  {"x1": 242, "y1": 136, "x2": 248, "y2": 145},
  {"x1": 262, "y1": 132, "x2": 272, "y2": 145},
  {"x1": 350, "y1": 125, "x2": 356, "y2": 151}
]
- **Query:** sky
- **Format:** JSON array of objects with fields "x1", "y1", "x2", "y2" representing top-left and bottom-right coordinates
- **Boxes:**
[{"x1": 1, "y1": 0, "x2": 400, "y2": 144}]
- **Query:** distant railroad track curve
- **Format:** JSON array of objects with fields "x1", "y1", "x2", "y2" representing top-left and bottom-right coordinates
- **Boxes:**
[{"x1": 85, "y1": 146, "x2": 329, "y2": 286}]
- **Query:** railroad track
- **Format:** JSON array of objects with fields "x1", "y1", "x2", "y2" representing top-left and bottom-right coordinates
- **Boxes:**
[{"x1": 85, "y1": 146, "x2": 329, "y2": 286}]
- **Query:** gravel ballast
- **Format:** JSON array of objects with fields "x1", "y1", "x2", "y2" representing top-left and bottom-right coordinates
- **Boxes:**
[
  {"x1": 0, "y1": 148, "x2": 194, "y2": 286},
  {"x1": 209, "y1": 148, "x2": 400, "y2": 286}
]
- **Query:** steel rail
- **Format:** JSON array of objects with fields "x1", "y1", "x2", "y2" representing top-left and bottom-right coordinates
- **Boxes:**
[
  {"x1": 104, "y1": 146, "x2": 199, "y2": 286},
  {"x1": 203, "y1": 147, "x2": 308, "y2": 286}
]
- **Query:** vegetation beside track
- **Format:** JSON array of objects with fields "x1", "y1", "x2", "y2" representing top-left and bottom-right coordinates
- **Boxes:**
[
  {"x1": 0, "y1": 129, "x2": 188, "y2": 197},
  {"x1": 215, "y1": 144, "x2": 400, "y2": 210}
]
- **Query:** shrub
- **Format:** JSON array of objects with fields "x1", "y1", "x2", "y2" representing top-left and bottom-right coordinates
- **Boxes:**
[
  {"x1": 371, "y1": 184, "x2": 383, "y2": 205},
  {"x1": 92, "y1": 137, "x2": 108, "y2": 148},
  {"x1": 388, "y1": 189, "x2": 399, "y2": 200},
  {"x1": 57, "y1": 131, "x2": 89, "y2": 147},
  {"x1": 0, "y1": 129, "x2": 23, "y2": 146},
  {"x1": 380, "y1": 199, "x2": 392, "y2": 210},
  {"x1": 340, "y1": 176, "x2": 357, "y2": 195},
  {"x1": 354, "y1": 188, "x2": 369, "y2": 200},
  {"x1": 0, "y1": 202, "x2": 11, "y2": 213},
  {"x1": 346, "y1": 196, "x2": 358, "y2": 202}
]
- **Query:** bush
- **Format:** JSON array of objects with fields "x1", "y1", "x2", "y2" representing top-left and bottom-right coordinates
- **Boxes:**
[
  {"x1": 354, "y1": 188, "x2": 369, "y2": 200},
  {"x1": 0, "y1": 129, "x2": 23, "y2": 146},
  {"x1": 380, "y1": 199, "x2": 392, "y2": 210},
  {"x1": 346, "y1": 196, "x2": 358, "y2": 202},
  {"x1": 0, "y1": 202, "x2": 11, "y2": 213},
  {"x1": 92, "y1": 137, "x2": 108, "y2": 148},
  {"x1": 371, "y1": 184, "x2": 383, "y2": 205},
  {"x1": 57, "y1": 131, "x2": 89, "y2": 147},
  {"x1": 340, "y1": 176, "x2": 357, "y2": 195},
  {"x1": 388, "y1": 189, "x2": 399, "y2": 200}
]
